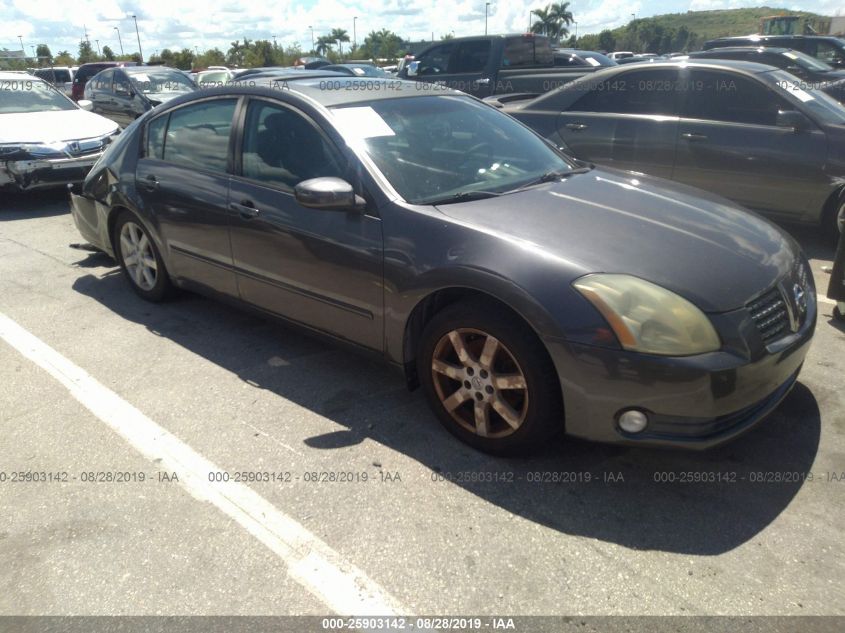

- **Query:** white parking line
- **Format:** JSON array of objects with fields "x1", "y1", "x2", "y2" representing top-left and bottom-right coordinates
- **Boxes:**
[
  {"x1": 0, "y1": 310, "x2": 404, "y2": 616},
  {"x1": 817, "y1": 294, "x2": 836, "y2": 306}
]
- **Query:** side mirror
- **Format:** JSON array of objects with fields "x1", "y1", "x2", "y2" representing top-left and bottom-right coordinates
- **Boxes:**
[
  {"x1": 406, "y1": 61, "x2": 420, "y2": 77},
  {"x1": 77, "y1": 99, "x2": 93, "y2": 111},
  {"x1": 294, "y1": 177, "x2": 365, "y2": 211},
  {"x1": 776, "y1": 109, "x2": 810, "y2": 132}
]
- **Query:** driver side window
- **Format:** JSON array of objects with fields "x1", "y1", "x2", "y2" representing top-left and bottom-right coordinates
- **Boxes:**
[{"x1": 417, "y1": 43, "x2": 455, "y2": 75}]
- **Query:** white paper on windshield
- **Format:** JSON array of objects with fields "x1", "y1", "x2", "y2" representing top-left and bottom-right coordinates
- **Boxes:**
[
  {"x1": 332, "y1": 106, "x2": 395, "y2": 139},
  {"x1": 784, "y1": 52, "x2": 799, "y2": 60},
  {"x1": 352, "y1": 67, "x2": 365, "y2": 76},
  {"x1": 585, "y1": 57, "x2": 600, "y2": 67}
]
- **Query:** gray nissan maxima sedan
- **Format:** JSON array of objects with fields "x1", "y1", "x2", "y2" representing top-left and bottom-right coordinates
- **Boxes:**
[{"x1": 69, "y1": 76, "x2": 816, "y2": 455}]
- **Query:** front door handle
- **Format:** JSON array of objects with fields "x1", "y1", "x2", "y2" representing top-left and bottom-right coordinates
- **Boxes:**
[
  {"x1": 140, "y1": 174, "x2": 158, "y2": 191},
  {"x1": 566, "y1": 123, "x2": 588, "y2": 131},
  {"x1": 230, "y1": 200, "x2": 261, "y2": 219},
  {"x1": 681, "y1": 132, "x2": 708, "y2": 141}
]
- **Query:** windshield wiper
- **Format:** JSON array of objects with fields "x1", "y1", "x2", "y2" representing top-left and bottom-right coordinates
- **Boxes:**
[
  {"x1": 426, "y1": 190, "x2": 505, "y2": 205},
  {"x1": 512, "y1": 166, "x2": 593, "y2": 192}
]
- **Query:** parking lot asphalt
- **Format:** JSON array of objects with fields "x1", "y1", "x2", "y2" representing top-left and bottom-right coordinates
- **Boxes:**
[{"x1": 1, "y1": 189, "x2": 844, "y2": 617}]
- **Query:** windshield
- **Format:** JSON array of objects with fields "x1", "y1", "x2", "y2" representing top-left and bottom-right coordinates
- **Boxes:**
[
  {"x1": 768, "y1": 69, "x2": 845, "y2": 124},
  {"x1": 129, "y1": 71, "x2": 195, "y2": 94},
  {"x1": 781, "y1": 50, "x2": 833, "y2": 72},
  {"x1": 331, "y1": 95, "x2": 576, "y2": 204},
  {"x1": 0, "y1": 78, "x2": 76, "y2": 114}
]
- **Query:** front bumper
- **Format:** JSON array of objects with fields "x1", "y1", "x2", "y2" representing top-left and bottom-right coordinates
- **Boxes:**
[
  {"x1": 550, "y1": 294, "x2": 816, "y2": 449},
  {"x1": 0, "y1": 153, "x2": 104, "y2": 191}
]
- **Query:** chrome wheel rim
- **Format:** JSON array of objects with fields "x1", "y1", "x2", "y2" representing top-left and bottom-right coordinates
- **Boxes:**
[
  {"x1": 431, "y1": 328, "x2": 529, "y2": 438},
  {"x1": 119, "y1": 221, "x2": 157, "y2": 291}
]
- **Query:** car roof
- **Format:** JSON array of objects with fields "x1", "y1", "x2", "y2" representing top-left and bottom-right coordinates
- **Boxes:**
[
  {"x1": 123, "y1": 66, "x2": 183, "y2": 74},
  {"x1": 692, "y1": 46, "x2": 792, "y2": 55},
  {"x1": 0, "y1": 71, "x2": 46, "y2": 81},
  {"x1": 708, "y1": 34, "x2": 843, "y2": 43},
  {"x1": 234, "y1": 69, "x2": 346, "y2": 81},
  {"x1": 322, "y1": 63, "x2": 376, "y2": 68},
  {"x1": 169, "y1": 76, "x2": 461, "y2": 109},
  {"x1": 595, "y1": 58, "x2": 779, "y2": 74}
]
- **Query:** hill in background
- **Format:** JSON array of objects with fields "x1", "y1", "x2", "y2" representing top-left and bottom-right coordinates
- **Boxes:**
[{"x1": 574, "y1": 6, "x2": 825, "y2": 54}]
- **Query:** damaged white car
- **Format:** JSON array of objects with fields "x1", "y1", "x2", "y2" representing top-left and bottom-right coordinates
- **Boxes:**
[{"x1": 0, "y1": 72, "x2": 119, "y2": 192}]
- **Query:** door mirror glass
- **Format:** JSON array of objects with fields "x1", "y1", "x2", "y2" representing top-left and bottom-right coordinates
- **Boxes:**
[{"x1": 295, "y1": 177, "x2": 364, "y2": 211}]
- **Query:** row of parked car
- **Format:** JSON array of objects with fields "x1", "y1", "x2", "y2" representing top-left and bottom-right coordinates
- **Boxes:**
[{"x1": 3, "y1": 32, "x2": 840, "y2": 455}]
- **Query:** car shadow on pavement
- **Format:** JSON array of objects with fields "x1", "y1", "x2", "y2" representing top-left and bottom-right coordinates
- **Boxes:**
[
  {"x1": 0, "y1": 189, "x2": 71, "y2": 220},
  {"x1": 72, "y1": 268, "x2": 822, "y2": 557}
]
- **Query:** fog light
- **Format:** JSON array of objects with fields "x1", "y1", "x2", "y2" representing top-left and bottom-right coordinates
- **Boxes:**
[{"x1": 618, "y1": 409, "x2": 649, "y2": 434}]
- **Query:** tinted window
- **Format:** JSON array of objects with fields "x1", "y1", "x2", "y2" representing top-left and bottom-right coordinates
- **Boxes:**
[
  {"x1": 569, "y1": 70, "x2": 680, "y2": 115},
  {"x1": 114, "y1": 71, "x2": 131, "y2": 94},
  {"x1": 146, "y1": 114, "x2": 168, "y2": 159},
  {"x1": 681, "y1": 70, "x2": 788, "y2": 126},
  {"x1": 93, "y1": 69, "x2": 114, "y2": 91},
  {"x1": 163, "y1": 99, "x2": 236, "y2": 172},
  {"x1": 76, "y1": 64, "x2": 109, "y2": 84},
  {"x1": 416, "y1": 43, "x2": 455, "y2": 75},
  {"x1": 811, "y1": 40, "x2": 845, "y2": 65},
  {"x1": 241, "y1": 101, "x2": 343, "y2": 191},
  {"x1": 34, "y1": 69, "x2": 71, "y2": 83},
  {"x1": 502, "y1": 36, "x2": 553, "y2": 66},
  {"x1": 450, "y1": 41, "x2": 491, "y2": 73}
]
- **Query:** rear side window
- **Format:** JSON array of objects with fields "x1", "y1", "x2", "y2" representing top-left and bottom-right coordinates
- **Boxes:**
[
  {"x1": 160, "y1": 99, "x2": 236, "y2": 173},
  {"x1": 569, "y1": 70, "x2": 680, "y2": 116},
  {"x1": 680, "y1": 70, "x2": 789, "y2": 126},
  {"x1": 450, "y1": 41, "x2": 491, "y2": 73},
  {"x1": 503, "y1": 36, "x2": 553, "y2": 66},
  {"x1": 146, "y1": 115, "x2": 168, "y2": 159},
  {"x1": 810, "y1": 40, "x2": 845, "y2": 65}
]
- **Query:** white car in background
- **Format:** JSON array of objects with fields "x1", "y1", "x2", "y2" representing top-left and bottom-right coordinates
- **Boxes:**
[
  {"x1": 0, "y1": 72, "x2": 119, "y2": 192},
  {"x1": 32, "y1": 66, "x2": 75, "y2": 97}
]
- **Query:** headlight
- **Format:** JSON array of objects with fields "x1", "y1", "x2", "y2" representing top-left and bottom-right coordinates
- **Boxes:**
[
  {"x1": 0, "y1": 142, "x2": 66, "y2": 159},
  {"x1": 573, "y1": 274, "x2": 721, "y2": 356}
]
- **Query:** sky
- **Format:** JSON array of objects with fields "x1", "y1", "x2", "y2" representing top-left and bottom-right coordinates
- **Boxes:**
[{"x1": 1, "y1": 0, "x2": 844, "y2": 59}]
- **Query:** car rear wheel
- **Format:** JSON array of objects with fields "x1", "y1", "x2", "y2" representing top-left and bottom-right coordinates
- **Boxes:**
[
  {"x1": 417, "y1": 299, "x2": 562, "y2": 455},
  {"x1": 113, "y1": 211, "x2": 172, "y2": 302},
  {"x1": 823, "y1": 192, "x2": 845, "y2": 247}
]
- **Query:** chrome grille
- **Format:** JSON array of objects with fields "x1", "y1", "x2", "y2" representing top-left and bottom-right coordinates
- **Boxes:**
[{"x1": 747, "y1": 287, "x2": 789, "y2": 343}]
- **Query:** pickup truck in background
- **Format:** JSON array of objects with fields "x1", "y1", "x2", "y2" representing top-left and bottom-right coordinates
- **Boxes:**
[{"x1": 398, "y1": 34, "x2": 598, "y2": 98}]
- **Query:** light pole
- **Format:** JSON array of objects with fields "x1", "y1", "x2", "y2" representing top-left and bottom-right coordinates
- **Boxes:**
[
  {"x1": 131, "y1": 14, "x2": 143, "y2": 63},
  {"x1": 631, "y1": 13, "x2": 636, "y2": 22},
  {"x1": 30, "y1": 45, "x2": 36, "y2": 64},
  {"x1": 574, "y1": 21, "x2": 578, "y2": 40},
  {"x1": 95, "y1": 39, "x2": 100, "y2": 55},
  {"x1": 485, "y1": 2, "x2": 491, "y2": 36},
  {"x1": 114, "y1": 26, "x2": 124, "y2": 55},
  {"x1": 309, "y1": 26, "x2": 314, "y2": 53},
  {"x1": 353, "y1": 17, "x2": 357, "y2": 53},
  {"x1": 272, "y1": 35, "x2": 277, "y2": 48},
  {"x1": 17, "y1": 35, "x2": 24, "y2": 56}
]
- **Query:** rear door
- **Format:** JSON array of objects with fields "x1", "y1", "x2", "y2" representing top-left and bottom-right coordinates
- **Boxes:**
[
  {"x1": 672, "y1": 68, "x2": 828, "y2": 220},
  {"x1": 556, "y1": 68, "x2": 681, "y2": 178},
  {"x1": 135, "y1": 97, "x2": 239, "y2": 297},
  {"x1": 227, "y1": 98, "x2": 384, "y2": 350},
  {"x1": 86, "y1": 69, "x2": 114, "y2": 118}
]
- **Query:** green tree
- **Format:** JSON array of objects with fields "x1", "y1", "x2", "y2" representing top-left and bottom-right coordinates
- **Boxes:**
[
  {"x1": 315, "y1": 34, "x2": 335, "y2": 56},
  {"x1": 441, "y1": 33, "x2": 455, "y2": 40},
  {"x1": 78, "y1": 40, "x2": 97, "y2": 64},
  {"x1": 360, "y1": 29, "x2": 404, "y2": 62},
  {"x1": 54, "y1": 50, "x2": 74, "y2": 65},
  {"x1": 330, "y1": 28, "x2": 350, "y2": 57},
  {"x1": 226, "y1": 39, "x2": 251, "y2": 66},
  {"x1": 197, "y1": 48, "x2": 226, "y2": 68},
  {"x1": 531, "y1": 2, "x2": 574, "y2": 44},
  {"x1": 244, "y1": 39, "x2": 275, "y2": 67},
  {"x1": 597, "y1": 29, "x2": 615, "y2": 52},
  {"x1": 102, "y1": 45, "x2": 115, "y2": 61},
  {"x1": 35, "y1": 44, "x2": 52, "y2": 63}
]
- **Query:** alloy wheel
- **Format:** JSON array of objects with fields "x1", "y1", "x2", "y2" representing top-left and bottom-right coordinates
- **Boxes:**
[
  {"x1": 119, "y1": 221, "x2": 157, "y2": 291},
  {"x1": 430, "y1": 328, "x2": 529, "y2": 438}
]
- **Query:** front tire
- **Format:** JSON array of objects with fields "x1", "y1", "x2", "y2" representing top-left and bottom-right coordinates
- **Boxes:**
[
  {"x1": 822, "y1": 193, "x2": 845, "y2": 248},
  {"x1": 417, "y1": 299, "x2": 563, "y2": 455},
  {"x1": 113, "y1": 211, "x2": 172, "y2": 302}
]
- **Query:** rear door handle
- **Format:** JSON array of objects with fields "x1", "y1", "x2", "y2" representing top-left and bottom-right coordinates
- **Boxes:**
[
  {"x1": 230, "y1": 200, "x2": 261, "y2": 219},
  {"x1": 140, "y1": 174, "x2": 158, "y2": 191},
  {"x1": 566, "y1": 123, "x2": 588, "y2": 131},
  {"x1": 681, "y1": 132, "x2": 708, "y2": 141}
]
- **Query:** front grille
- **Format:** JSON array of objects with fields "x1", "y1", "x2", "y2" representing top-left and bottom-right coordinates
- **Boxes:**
[{"x1": 747, "y1": 287, "x2": 789, "y2": 343}]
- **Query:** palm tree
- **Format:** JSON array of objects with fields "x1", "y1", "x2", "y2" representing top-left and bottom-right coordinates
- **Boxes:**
[
  {"x1": 315, "y1": 34, "x2": 335, "y2": 56},
  {"x1": 330, "y1": 28, "x2": 350, "y2": 57},
  {"x1": 531, "y1": 2, "x2": 574, "y2": 44}
]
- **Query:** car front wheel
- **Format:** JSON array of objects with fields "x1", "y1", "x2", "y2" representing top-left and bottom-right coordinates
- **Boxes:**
[{"x1": 418, "y1": 299, "x2": 562, "y2": 455}]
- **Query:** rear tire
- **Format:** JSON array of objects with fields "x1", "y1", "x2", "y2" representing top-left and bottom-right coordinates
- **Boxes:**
[
  {"x1": 822, "y1": 192, "x2": 845, "y2": 248},
  {"x1": 417, "y1": 298, "x2": 563, "y2": 455},
  {"x1": 113, "y1": 210, "x2": 173, "y2": 302}
]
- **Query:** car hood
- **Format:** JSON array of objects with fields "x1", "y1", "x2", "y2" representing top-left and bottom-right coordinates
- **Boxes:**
[
  {"x1": 436, "y1": 168, "x2": 799, "y2": 313},
  {"x1": 0, "y1": 109, "x2": 117, "y2": 143}
]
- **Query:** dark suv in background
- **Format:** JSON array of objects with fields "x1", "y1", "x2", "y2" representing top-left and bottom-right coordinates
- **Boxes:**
[
  {"x1": 703, "y1": 35, "x2": 845, "y2": 68},
  {"x1": 71, "y1": 61, "x2": 138, "y2": 101}
]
